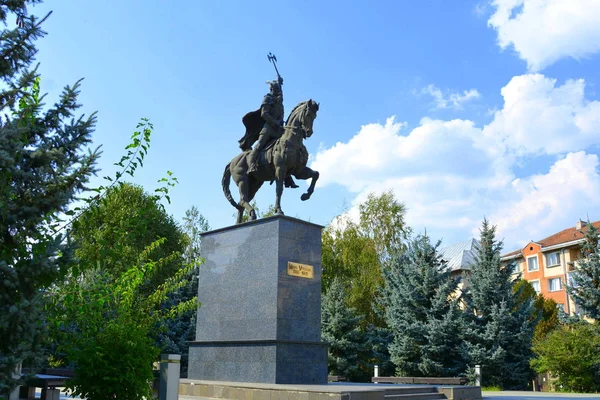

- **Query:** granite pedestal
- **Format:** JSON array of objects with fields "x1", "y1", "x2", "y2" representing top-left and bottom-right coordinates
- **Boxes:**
[{"x1": 188, "y1": 215, "x2": 328, "y2": 384}]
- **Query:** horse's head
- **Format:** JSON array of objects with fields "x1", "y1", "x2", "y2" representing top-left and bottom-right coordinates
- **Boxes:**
[
  {"x1": 286, "y1": 99, "x2": 319, "y2": 139},
  {"x1": 303, "y1": 99, "x2": 319, "y2": 138}
]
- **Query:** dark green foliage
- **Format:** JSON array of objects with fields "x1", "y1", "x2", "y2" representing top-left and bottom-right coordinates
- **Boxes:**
[
  {"x1": 0, "y1": 1, "x2": 101, "y2": 394},
  {"x1": 321, "y1": 277, "x2": 367, "y2": 381},
  {"x1": 156, "y1": 205, "x2": 209, "y2": 377},
  {"x1": 463, "y1": 219, "x2": 537, "y2": 389},
  {"x1": 531, "y1": 322, "x2": 600, "y2": 393},
  {"x1": 513, "y1": 280, "x2": 559, "y2": 341},
  {"x1": 381, "y1": 233, "x2": 465, "y2": 377},
  {"x1": 51, "y1": 239, "x2": 198, "y2": 400},
  {"x1": 567, "y1": 221, "x2": 600, "y2": 320},
  {"x1": 70, "y1": 182, "x2": 186, "y2": 294},
  {"x1": 364, "y1": 324, "x2": 395, "y2": 377}
]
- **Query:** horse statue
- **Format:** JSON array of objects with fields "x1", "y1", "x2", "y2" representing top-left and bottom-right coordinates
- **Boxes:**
[{"x1": 222, "y1": 99, "x2": 320, "y2": 224}]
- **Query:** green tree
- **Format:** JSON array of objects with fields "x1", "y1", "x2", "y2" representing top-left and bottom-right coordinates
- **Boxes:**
[
  {"x1": 358, "y1": 190, "x2": 410, "y2": 263},
  {"x1": 321, "y1": 277, "x2": 367, "y2": 381},
  {"x1": 531, "y1": 322, "x2": 600, "y2": 393},
  {"x1": 0, "y1": 2, "x2": 101, "y2": 394},
  {"x1": 51, "y1": 239, "x2": 198, "y2": 400},
  {"x1": 236, "y1": 201, "x2": 278, "y2": 223},
  {"x1": 567, "y1": 221, "x2": 600, "y2": 319},
  {"x1": 322, "y1": 191, "x2": 409, "y2": 326},
  {"x1": 182, "y1": 205, "x2": 210, "y2": 264},
  {"x1": 463, "y1": 219, "x2": 538, "y2": 389},
  {"x1": 157, "y1": 205, "x2": 210, "y2": 377},
  {"x1": 322, "y1": 220, "x2": 380, "y2": 324},
  {"x1": 513, "y1": 279, "x2": 559, "y2": 341},
  {"x1": 262, "y1": 204, "x2": 278, "y2": 218},
  {"x1": 381, "y1": 233, "x2": 466, "y2": 377},
  {"x1": 70, "y1": 182, "x2": 186, "y2": 293}
]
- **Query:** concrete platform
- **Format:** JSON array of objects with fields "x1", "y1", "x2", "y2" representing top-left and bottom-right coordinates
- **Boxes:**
[{"x1": 179, "y1": 379, "x2": 482, "y2": 400}]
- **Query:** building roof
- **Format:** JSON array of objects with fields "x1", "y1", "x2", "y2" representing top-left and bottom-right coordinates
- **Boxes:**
[
  {"x1": 538, "y1": 220, "x2": 600, "y2": 247},
  {"x1": 439, "y1": 238, "x2": 480, "y2": 272},
  {"x1": 500, "y1": 249, "x2": 522, "y2": 260},
  {"x1": 501, "y1": 220, "x2": 600, "y2": 258}
]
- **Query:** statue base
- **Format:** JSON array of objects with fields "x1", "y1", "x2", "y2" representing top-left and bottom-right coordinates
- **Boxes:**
[{"x1": 188, "y1": 215, "x2": 328, "y2": 384}]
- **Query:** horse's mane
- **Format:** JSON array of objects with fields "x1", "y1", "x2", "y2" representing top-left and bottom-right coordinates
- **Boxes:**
[{"x1": 285, "y1": 101, "x2": 307, "y2": 125}]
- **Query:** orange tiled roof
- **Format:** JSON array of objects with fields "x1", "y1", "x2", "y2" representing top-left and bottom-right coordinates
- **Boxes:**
[
  {"x1": 538, "y1": 221, "x2": 600, "y2": 247},
  {"x1": 501, "y1": 220, "x2": 600, "y2": 258}
]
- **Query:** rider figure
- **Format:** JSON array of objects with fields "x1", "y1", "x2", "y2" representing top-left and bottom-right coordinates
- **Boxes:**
[
  {"x1": 247, "y1": 77, "x2": 285, "y2": 173},
  {"x1": 238, "y1": 75, "x2": 298, "y2": 188}
]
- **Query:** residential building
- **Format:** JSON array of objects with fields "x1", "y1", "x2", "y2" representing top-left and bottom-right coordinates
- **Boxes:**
[{"x1": 500, "y1": 219, "x2": 600, "y2": 315}]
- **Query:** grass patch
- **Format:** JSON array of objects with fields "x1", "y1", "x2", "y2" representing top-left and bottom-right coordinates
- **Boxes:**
[{"x1": 481, "y1": 386, "x2": 502, "y2": 391}]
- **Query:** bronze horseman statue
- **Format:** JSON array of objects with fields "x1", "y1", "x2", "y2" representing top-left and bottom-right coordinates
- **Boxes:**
[{"x1": 223, "y1": 53, "x2": 320, "y2": 223}]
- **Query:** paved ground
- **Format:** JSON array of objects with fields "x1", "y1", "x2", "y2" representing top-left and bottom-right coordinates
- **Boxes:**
[{"x1": 484, "y1": 391, "x2": 600, "y2": 399}]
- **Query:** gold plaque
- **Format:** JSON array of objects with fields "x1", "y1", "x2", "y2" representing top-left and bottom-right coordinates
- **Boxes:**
[{"x1": 287, "y1": 262, "x2": 314, "y2": 279}]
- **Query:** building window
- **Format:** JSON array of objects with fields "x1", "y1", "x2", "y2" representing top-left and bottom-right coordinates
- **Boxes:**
[
  {"x1": 531, "y1": 280, "x2": 541, "y2": 294},
  {"x1": 527, "y1": 256, "x2": 539, "y2": 272},
  {"x1": 549, "y1": 277, "x2": 562, "y2": 292},
  {"x1": 546, "y1": 252, "x2": 560, "y2": 267},
  {"x1": 568, "y1": 272, "x2": 580, "y2": 288},
  {"x1": 515, "y1": 261, "x2": 523, "y2": 273}
]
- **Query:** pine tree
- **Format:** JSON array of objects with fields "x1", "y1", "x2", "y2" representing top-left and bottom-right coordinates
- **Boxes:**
[
  {"x1": 567, "y1": 221, "x2": 600, "y2": 319},
  {"x1": 463, "y1": 219, "x2": 537, "y2": 389},
  {"x1": 381, "y1": 233, "x2": 465, "y2": 377},
  {"x1": 0, "y1": 2, "x2": 100, "y2": 394},
  {"x1": 321, "y1": 277, "x2": 367, "y2": 381}
]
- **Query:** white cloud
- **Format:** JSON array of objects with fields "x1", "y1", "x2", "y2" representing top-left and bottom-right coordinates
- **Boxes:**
[
  {"x1": 488, "y1": 0, "x2": 600, "y2": 71},
  {"x1": 487, "y1": 151, "x2": 600, "y2": 248},
  {"x1": 311, "y1": 116, "x2": 506, "y2": 192},
  {"x1": 422, "y1": 84, "x2": 481, "y2": 109},
  {"x1": 484, "y1": 74, "x2": 600, "y2": 156},
  {"x1": 310, "y1": 73, "x2": 600, "y2": 250}
]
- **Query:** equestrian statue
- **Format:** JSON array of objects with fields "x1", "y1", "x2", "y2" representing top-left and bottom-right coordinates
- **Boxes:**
[{"x1": 222, "y1": 53, "x2": 320, "y2": 224}]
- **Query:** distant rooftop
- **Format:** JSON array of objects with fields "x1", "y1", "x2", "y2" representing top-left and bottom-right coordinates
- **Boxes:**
[
  {"x1": 501, "y1": 219, "x2": 600, "y2": 259},
  {"x1": 439, "y1": 238, "x2": 480, "y2": 272}
]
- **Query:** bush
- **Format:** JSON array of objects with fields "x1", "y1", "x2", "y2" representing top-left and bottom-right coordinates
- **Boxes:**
[
  {"x1": 531, "y1": 322, "x2": 600, "y2": 393},
  {"x1": 51, "y1": 239, "x2": 198, "y2": 400}
]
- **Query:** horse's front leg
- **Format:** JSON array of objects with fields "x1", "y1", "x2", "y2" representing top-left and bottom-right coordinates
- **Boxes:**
[
  {"x1": 274, "y1": 164, "x2": 287, "y2": 215},
  {"x1": 294, "y1": 166, "x2": 319, "y2": 201}
]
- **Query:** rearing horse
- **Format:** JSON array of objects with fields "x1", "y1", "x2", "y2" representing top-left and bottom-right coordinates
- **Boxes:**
[{"x1": 222, "y1": 99, "x2": 320, "y2": 224}]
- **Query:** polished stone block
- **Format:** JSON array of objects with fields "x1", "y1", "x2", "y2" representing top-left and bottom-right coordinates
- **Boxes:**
[{"x1": 188, "y1": 215, "x2": 328, "y2": 384}]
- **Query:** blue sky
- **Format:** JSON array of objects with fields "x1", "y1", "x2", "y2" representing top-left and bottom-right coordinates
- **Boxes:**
[{"x1": 31, "y1": 0, "x2": 600, "y2": 251}]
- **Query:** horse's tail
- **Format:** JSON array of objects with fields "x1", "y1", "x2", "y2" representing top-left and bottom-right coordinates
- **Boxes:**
[{"x1": 222, "y1": 163, "x2": 243, "y2": 211}]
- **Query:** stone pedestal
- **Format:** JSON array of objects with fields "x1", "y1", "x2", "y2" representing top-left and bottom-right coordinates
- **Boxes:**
[{"x1": 188, "y1": 215, "x2": 327, "y2": 384}]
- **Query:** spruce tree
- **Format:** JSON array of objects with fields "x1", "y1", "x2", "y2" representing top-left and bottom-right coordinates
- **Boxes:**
[
  {"x1": 567, "y1": 221, "x2": 600, "y2": 319},
  {"x1": 321, "y1": 277, "x2": 366, "y2": 381},
  {"x1": 463, "y1": 219, "x2": 537, "y2": 389},
  {"x1": 0, "y1": 1, "x2": 100, "y2": 394},
  {"x1": 381, "y1": 233, "x2": 465, "y2": 377}
]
